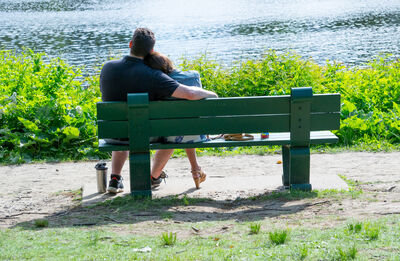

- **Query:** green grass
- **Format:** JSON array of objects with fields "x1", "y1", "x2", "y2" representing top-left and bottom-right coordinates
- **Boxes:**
[{"x1": 2, "y1": 215, "x2": 399, "y2": 260}]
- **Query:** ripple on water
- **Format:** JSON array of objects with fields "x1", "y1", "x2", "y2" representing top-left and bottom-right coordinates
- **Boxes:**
[{"x1": 0, "y1": 0, "x2": 399, "y2": 70}]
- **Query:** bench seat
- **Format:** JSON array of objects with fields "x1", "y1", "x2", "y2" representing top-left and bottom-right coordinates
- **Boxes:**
[{"x1": 99, "y1": 130, "x2": 338, "y2": 151}]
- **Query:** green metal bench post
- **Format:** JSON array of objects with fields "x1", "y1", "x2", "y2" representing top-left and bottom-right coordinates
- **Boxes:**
[
  {"x1": 127, "y1": 94, "x2": 152, "y2": 198},
  {"x1": 288, "y1": 87, "x2": 312, "y2": 191},
  {"x1": 281, "y1": 144, "x2": 290, "y2": 188}
]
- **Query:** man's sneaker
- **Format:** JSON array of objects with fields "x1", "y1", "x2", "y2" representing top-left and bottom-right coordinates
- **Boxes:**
[
  {"x1": 108, "y1": 174, "x2": 124, "y2": 193},
  {"x1": 151, "y1": 171, "x2": 168, "y2": 189}
]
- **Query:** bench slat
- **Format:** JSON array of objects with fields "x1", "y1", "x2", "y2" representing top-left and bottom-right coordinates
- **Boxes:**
[
  {"x1": 150, "y1": 114, "x2": 290, "y2": 136},
  {"x1": 98, "y1": 112, "x2": 339, "y2": 138},
  {"x1": 97, "y1": 94, "x2": 340, "y2": 121},
  {"x1": 98, "y1": 131, "x2": 338, "y2": 151}
]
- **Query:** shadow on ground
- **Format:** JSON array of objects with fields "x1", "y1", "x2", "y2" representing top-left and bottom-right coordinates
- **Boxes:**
[{"x1": 14, "y1": 189, "x2": 322, "y2": 230}]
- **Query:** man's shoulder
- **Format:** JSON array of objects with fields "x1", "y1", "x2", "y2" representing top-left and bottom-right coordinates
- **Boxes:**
[{"x1": 102, "y1": 58, "x2": 124, "y2": 68}]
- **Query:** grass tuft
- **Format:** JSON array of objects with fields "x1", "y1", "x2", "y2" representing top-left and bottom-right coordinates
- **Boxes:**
[
  {"x1": 336, "y1": 245, "x2": 357, "y2": 260},
  {"x1": 249, "y1": 223, "x2": 261, "y2": 235},
  {"x1": 182, "y1": 195, "x2": 189, "y2": 206},
  {"x1": 161, "y1": 232, "x2": 177, "y2": 246},
  {"x1": 268, "y1": 229, "x2": 289, "y2": 245},
  {"x1": 34, "y1": 219, "x2": 49, "y2": 228},
  {"x1": 347, "y1": 222, "x2": 363, "y2": 233},
  {"x1": 298, "y1": 245, "x2": 309, "y2": 260},
  {"x1": 363, "y1": 222, "x2": 381, "y2": 240}
]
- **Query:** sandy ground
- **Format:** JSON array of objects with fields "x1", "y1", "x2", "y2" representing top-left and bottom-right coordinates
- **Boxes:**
[{"x1": 0, "y1": 152, "x2": 400, "y2": 230}]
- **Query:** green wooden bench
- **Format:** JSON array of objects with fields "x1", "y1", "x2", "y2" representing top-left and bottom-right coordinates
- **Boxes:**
[{"x1": 97, "y1": 87, "x2": 340, "y2": 198}]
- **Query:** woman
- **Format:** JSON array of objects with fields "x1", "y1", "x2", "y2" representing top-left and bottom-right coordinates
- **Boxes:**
[{"x1": 144, "y1": 51, "x2": 207, "y2": 189}]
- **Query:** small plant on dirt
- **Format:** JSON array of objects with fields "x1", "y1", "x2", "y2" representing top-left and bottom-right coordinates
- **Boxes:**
[
  {"x1": 336, "y1": 245, "x2": 357, "y2": 260},
  {"x1": 161, "y1": 212, "x2": 174, "y2": 220},
  {"x1": 161, "y1": 232, "x2": 177, "y2": 246},
  {"x1": 298, "y1": 245, "x2": 309, "y2": 260},
  {"x1": 182, "y1": 195, "x2": 189, "y2": 206},
  {"x1": 363, "y1": 222, "x2": 381, "y2": 240},
  {"x1": 34, "y1": 219, "x2": 49, "y2": 228},
  {"x1": 347, "y1": 222, "x2": 363, "y2": 233},
  {"x1": 87, "y1": 231, "x2": 101, "y2": 246},
  {"x1": 249, "y1": 223, "x2": 261, "y2": 234},
  {"x1": 269, "y1": 229, "x2": 289, "y2": 245}
]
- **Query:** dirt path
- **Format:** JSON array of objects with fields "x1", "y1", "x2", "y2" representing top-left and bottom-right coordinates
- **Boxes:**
[{"x1": 1, "y1": 152, "x2": 400, "y2": 230}]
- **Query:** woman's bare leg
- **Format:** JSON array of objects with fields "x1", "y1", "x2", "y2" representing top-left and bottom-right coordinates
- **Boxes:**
[
  {"x1": 185, "y1": 148, "x2": 200, "y2": 171},
  {"x1": 186, "y1": 148, "x2": 206, "y2": 188}
]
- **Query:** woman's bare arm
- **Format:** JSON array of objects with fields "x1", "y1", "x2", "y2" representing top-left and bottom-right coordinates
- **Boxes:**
[{"x1": 171, "y1": 84, "x2": 218, "y2": 100}]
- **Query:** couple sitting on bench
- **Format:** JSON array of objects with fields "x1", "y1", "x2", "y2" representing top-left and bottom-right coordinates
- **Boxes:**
[{"x1": 100, "y1": 28, "x2": 218, "y2": 193}]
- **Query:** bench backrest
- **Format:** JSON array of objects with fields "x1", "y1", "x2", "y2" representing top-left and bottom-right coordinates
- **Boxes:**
[{"x1": 97, "y1": 87, "x2": 340, "y2": 149}]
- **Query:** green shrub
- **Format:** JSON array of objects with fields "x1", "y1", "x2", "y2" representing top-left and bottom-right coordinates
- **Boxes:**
[
  {"x1": 0, "y1": 49, "x2": 108, "y2": 163},
  {"x1": 1, "y1": 49, "x2": 399, "y2": 163},
  {"x1": 180, "y1": 52, "x2": 400, "y2": 148}
]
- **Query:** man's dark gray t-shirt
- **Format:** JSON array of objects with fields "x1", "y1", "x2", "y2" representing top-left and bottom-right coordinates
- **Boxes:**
[{"x1": 100, "y1": 56, "x2": 179, "y2": 101}]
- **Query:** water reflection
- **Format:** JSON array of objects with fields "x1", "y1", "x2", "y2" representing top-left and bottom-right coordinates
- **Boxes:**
[
  {"x1": 0, "y1": 0, "x2": 399, "y2": 70},
  {"x1": 0, "y1": 0, "x2": 95, "y2": 12},
  {"x1": 230, "y1": 12, "x2": 400, "y2": 36}
]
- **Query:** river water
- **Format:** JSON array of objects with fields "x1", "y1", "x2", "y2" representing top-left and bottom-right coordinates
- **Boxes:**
[{"x1": 1, "y1": 0, "x2": 400, "y2": 70}]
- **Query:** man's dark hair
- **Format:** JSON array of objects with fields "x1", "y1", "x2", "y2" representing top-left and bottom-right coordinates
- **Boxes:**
[{"x1": 130, "y1": 28, "x2": 155, "y2": 57}]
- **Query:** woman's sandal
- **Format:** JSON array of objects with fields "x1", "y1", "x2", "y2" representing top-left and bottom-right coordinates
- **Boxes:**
[
  {"x1": 223, "y1": 133, "x2": 254, "y2": 141},
  {"x1": 191, "y1": 168, "x2": 206, "y2": 189}
]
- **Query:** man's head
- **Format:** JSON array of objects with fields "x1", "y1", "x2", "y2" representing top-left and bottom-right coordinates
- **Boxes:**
[{"x1": 129, "y1": 28, "x2": 155, "y2": 58}]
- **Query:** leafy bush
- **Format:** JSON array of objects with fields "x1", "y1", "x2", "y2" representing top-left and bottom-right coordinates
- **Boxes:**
[
  {"x1": 0, "y1": 49, "x2": 108, "y2": 163},
  {"x1": 1, "y1": 49, "x2": 399, "y2": 163},
  {"x1": 180, "y1": 52, "x2": 400, "y2": 147}
]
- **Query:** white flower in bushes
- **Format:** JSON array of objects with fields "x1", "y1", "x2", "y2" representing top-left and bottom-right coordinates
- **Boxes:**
[{"x1": 75, "y1": 106, "x2": 82, "y2": 114}]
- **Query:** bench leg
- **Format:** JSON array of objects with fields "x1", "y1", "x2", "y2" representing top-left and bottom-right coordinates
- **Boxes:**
[
  {"x1": 289, "y1": 147, "x2": 312, "y2": 191},
  {"x1": 129, "y1": 152, "x2": 152, "y2": 198},
  {"x1": 281, "y1": 145, "x2": 290, "y2": 188}
]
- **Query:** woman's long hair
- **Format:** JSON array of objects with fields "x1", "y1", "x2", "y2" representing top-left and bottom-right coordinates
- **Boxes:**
[{"x1": 144, "y1": 51, "x2": 174, "y2": 74}]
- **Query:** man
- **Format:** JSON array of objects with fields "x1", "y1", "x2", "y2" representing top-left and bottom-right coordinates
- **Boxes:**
[{"x1": 100, "y1": 28, "x2": 217, "y2": 193}]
